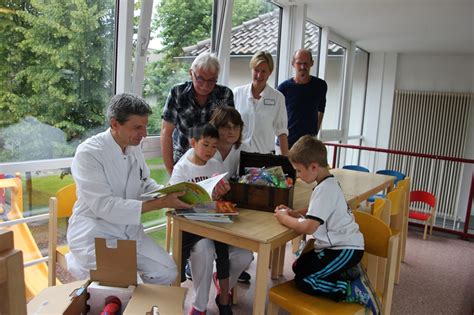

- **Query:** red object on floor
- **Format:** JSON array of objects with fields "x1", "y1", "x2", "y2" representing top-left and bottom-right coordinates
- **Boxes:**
[{"x1": 100, "y1": 296, "x2": 121, "y2": 315}]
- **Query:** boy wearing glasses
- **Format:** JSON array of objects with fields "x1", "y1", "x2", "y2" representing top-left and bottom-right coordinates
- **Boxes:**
[{"x1": 161, "y1": 52, "x2": 234, "y2": 176}]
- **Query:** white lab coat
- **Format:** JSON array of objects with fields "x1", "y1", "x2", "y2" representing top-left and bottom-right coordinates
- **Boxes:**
[
  {"x1": 66, "y1": 129, "x2": 177, "y2": 284},
  {"x1": 233, "y1": 83, "x2": 288, "y2": 154}
]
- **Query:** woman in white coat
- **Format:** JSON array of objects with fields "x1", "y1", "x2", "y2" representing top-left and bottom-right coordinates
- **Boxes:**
[
  {"x1": 233, "y1": 51, "x2": 289, "y2": 156},
  {"x1": 66, "y1": 93, "x2": 190, "y2": 285}
]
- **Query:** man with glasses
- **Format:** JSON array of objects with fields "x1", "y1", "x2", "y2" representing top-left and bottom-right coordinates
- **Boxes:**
[
  {"x1": 160, "y1": 52, "x2": 234, "y2": 175},
  {"x1": 277, "y1": 49, "x2": 327, "y2": 149}
]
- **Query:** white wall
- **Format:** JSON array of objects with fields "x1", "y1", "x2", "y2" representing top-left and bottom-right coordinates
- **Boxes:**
[
  {"x1": 395, "y1": 53, "x2": 474, "y2": 224},
  {"x1": 396, "y1": 54, "x2": 474, "y2": 93},
  {"x1": 228, "y1": 57, "x2": 278, "y2": 90},
  {"x1": 361, "y1": 52, "x2": 398, "y2": 171}
]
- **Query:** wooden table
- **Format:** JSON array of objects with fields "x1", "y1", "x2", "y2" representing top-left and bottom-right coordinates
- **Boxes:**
[
  {"x1": 330, "y1": 168, "x2": 396, "y2": 209},
  {"x1": 168, "y1": 168, "x2": 395, "y2": 315},
  {"x1": 293, "y1": 169, "x2": 396, "y2": 211},
  {"x1": 169, "y1": 209, "x2": 300, "y2": 315}
]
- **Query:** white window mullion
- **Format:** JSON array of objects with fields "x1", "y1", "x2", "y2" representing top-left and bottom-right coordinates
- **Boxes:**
[{"x1": 116, "y1": 0, "x2": 134, "y2": 93}]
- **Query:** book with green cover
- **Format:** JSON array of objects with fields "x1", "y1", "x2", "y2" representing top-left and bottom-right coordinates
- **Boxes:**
[{"x1": 141, "y1": 172, "x2": 228, "y2": 205}]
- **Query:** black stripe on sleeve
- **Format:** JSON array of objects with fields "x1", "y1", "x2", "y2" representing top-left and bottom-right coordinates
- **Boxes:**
[{"x1": 306, "y1": 215, "x2": 324, "y2": 225}]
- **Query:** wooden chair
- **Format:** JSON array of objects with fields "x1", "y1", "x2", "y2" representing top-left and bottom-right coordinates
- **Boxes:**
[
  {"x1": 268, "y1": 211, "x2": 399, "y2": 315},
  {"x1": 396, "y1": 177, "x2": 411, "y2": 261},
  {"x1": 409, "y1": 190, "x2": 436, "y2": 240},
  {"x1": 387, "y1": 188, "x2": 405, "y2": 284},
  {"x1": 368, "y1": 170, "x2": 406, "y2": 202},
  {"x1": 48, "y1": 183, "x2": 76, "y2": 286},
  {"x1": 372, "y1": 198, "x2": 391, "y2": 225},
  {"x1": 0, "y1": 229, "x2": 27, "y2": 315}
]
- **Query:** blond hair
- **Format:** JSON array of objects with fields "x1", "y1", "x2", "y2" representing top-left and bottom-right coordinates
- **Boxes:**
[
  {"x1": 288, "y1": 135, "x2": 328, "y2": 168},
  {"x1": 249, "y1": 51, "x2": 274, "y2": 72}
]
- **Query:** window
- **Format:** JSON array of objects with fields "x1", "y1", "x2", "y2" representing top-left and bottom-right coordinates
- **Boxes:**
[
  {"x1": 323, "y1": 41, "x2": 347, "y2": 131},
  {"x1": 0, "y1": 1, "x2": 116, "y2": 163},
  {"x1": 304, "y1": 20, "x2": 321, "y2": 76},
  {"x1": 142, "y1": 0, "x2": 214, "y2": 135},
  {"x1": 228, "y1": 0, "x2": 280, "y2": 89}
]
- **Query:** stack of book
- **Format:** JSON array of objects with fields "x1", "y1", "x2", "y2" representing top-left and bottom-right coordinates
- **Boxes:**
[{"x1": 174, "y1": 201, "x2": 238, "y2": 223}]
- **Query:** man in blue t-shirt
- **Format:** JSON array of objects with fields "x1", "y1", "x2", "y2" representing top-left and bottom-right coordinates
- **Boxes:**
[{"x1": 277, "y1": 49, "x2": 327, "y2": 148}]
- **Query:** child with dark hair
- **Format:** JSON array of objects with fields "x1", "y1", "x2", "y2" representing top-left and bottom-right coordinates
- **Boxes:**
[
  {"x1": 169, "y1": 123, "x2": 234, "y2": 315},
  {"x1": 209, "y1": 106, "x2": 246, "y2": 178}
]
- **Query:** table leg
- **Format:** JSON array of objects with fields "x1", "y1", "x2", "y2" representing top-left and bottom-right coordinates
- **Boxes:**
[
  {"x1": 171, "y1": 219, "x2": 182, "y2": 286},
  {"x1": 270, "y1": 248, "x2": 279, "y2": 279},
  {"x1": 278, "y1": 245, "x2": 285, "y2": 276},
  {"x1": 253, "y1": 243, "x2": 271, "y2": 315}
]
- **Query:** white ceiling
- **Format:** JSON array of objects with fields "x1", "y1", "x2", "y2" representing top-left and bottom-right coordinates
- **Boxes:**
[{"x1": 287, "y1": 0, "x2": 474, "y2": 54}]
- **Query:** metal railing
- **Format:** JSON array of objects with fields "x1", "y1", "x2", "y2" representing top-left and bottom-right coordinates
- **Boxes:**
[{"x1": 326, "y1": 142, "x2": 474, "y2": 240}]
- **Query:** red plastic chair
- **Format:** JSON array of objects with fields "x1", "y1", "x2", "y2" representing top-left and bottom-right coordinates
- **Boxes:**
[{"x1": 409, "y1": 190, "x2": 436, "y2": 240}]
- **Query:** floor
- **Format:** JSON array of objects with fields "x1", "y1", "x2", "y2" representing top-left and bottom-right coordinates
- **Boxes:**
[{"x1": 55, "y1": 226, "x2": 474, "y2": 315}]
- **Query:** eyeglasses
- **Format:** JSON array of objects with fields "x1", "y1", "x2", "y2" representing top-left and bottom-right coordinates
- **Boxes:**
[
  {"x1": 192, "y1": 71, "x2": 218, "y2": 85},
  {"x1": 221, "y1": 124, "x2": 241, "y2": 131}
]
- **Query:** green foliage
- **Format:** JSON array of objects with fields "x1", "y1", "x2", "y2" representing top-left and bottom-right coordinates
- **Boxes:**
[
  {"x1": 0, "y1": 0, "x2": 115, "y2": 162},
  {"x1": 143, "y1": 0, "x2": 271, "y2": 135}
]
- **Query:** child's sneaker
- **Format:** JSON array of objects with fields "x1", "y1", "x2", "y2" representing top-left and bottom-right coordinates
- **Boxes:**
[
  {"x1": 215, "y1": 295, "x2": 233, "y2": 315},
  {"x1": 237, "y1": 271, "x2": 251, "y2": 284},
  {"x1": 346, "y1": 276, "x2": 380, "y2": 315},
  {"x1": 188, "y1": 306, "x2": 206, "y2": 315}
]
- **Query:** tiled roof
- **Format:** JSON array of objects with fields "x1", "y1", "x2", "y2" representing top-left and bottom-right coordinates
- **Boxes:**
[{"x1": 183, "y1": 10, "x2": 343, "y2": 56}]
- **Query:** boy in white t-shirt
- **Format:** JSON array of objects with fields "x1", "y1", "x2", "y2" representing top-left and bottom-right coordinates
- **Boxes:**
[
  {"x1": 170, "y1": 124, "x2": 251, "y2": 315},
  {"x1": 274, "y1": 135, "x2": 379, "y2": 315}
]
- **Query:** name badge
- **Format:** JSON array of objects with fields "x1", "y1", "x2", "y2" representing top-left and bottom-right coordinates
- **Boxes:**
[{"x1": 264, "y1": 99, "x2": 276, "y2": 106}]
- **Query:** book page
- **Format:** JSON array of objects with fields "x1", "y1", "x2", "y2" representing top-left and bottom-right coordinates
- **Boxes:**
[
  {"x1": 195, "y1": 172, "x2": 227, "y2": 197},
  {"x1": 141, "y1": 172, "x2": 228, "y2": 205}
]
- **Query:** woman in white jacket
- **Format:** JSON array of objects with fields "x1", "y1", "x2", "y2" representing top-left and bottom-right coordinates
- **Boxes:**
[
  {"x1": 66, "y1": 93, "x2": 190, "y2": 285},
  {"x1": 233, "y1": 51, "x2": 289, "y2": 156}
]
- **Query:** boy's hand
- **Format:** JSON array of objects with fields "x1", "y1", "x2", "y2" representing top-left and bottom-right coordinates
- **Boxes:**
[
  {"x1": 275, "y1": 204, "x2": 291, "y2": 213},
  {"x1": 213, "y1": 180, "x2": 230, "y2": 200},
  {"x1": 274, "y1": 208, "x2": 289, "y2": 223}
]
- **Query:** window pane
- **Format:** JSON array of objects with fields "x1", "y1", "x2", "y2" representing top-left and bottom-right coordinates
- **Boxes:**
[
  {"x1": 142, "y1": 0, "x2": 214, "y2": 135},
  {"x1": 324, "y1": 41, "x2": 346, "y2": 130},
  {"x1": 229, "y1": 1, "x2": 280, "y2": 89},
  {"x1": 304, "y1": 21, "x2": 321, "y2": 75},
  {"x1": 0, "y1": 1, "x2": 116, "y2": 163},
  {"x1": 348, "y1": 47, "x2": 369, "y2": 138}
]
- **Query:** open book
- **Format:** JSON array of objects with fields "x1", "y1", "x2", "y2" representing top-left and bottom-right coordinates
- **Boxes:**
[{"x1": 141, "y1": 172, "x2": 228, "y2": 204}]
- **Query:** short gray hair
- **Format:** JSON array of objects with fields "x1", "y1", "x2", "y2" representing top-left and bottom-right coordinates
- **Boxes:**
[
  {"x1": 106, "y1": 93, "x2": 152, "y2": 125},
  {"x1": 191, "y1": 52, "x2": 220, "y2": 75}
]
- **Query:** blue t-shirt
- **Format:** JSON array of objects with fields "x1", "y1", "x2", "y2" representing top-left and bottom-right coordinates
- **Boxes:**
[{"x1": 277, "y1": 76, "x2": 327, "y2": 148}]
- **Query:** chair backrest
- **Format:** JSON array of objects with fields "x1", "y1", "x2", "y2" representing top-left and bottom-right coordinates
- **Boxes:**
[
  {"x1": 376, "y1": 170, "x2": 406, "y2": 185},
  {"x1": 342, "y1": 165, "x2": 370, "y2": 172},
  {"x1": 354, "y1": 211, "x2": 392, "y2": 258},
  {"x1": 410, "y1": 190, "x2": 436, "y2": 208},
  {"x1": 48, "y1": 183, "x2": 76, "y2": 286},
  {"x1": 56, "y1": 183, "x2": 77, "y2": 218},
  {"x1": 387, "y1": 188, "x2": 403, "y2": 217},
  {"x1": 354, "y1": 211, "x2": 399, "y2": 315},
  {"x1": 372, "y1": 198, "x2": 391, "y2": 225}
]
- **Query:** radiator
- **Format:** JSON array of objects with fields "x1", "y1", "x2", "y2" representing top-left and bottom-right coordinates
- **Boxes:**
[{"x1": 388, "y1": 90, "x2": 473, "y2": 229}]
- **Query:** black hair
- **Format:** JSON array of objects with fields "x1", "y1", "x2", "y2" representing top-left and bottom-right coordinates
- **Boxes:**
[{"x1": 190, "y1": 123, "x2": 219, "y2": 141}]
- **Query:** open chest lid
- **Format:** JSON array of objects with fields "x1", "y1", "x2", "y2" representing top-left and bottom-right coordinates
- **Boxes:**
[{"x1": 238, "y1": 151, "x2": 296, "y2": 181}]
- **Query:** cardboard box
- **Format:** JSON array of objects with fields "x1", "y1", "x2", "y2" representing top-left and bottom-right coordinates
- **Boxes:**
[
  {"x1": 27, "y1": 238, "x2": 187, "y2": 314},
  {"x1": 225, "y1": 151, "x2": 296, "y2": 212}
]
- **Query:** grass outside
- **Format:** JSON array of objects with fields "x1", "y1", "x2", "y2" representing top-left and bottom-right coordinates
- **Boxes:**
[{"x1": 19, "y1": 158, "x2": 170, "y2": 230}]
